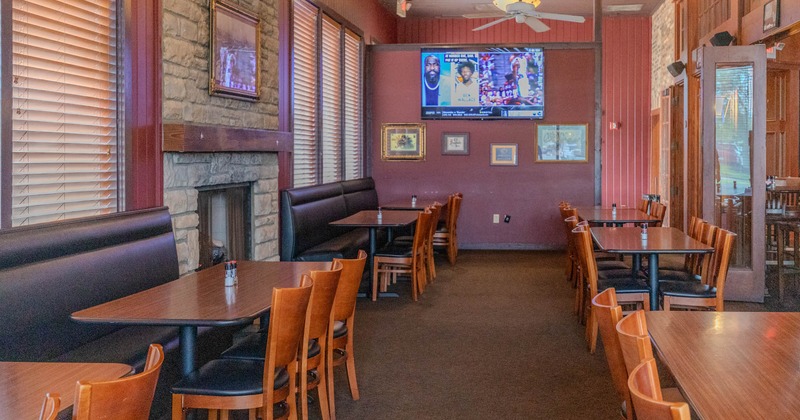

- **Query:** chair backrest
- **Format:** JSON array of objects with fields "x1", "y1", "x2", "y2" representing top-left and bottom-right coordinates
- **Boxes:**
[
  {"x1": 331, "y1": 250, "x2": 367, "y2": 322},
  {"x1": 649, "y1": 202, "x2": 667, "y2": 226},
  {"x1": 573, "y1": 225, "x2": 599, "y2": 297},
  {"x1": 264, "y1": 283, "x2": 313, "y2": 383},
  {"x1": 615, "y1": 310, "x2": 654, "y2": 376},
  {"x1": 72, "y1": 343, "x2": 164, "y2": 419},
  {"x1": 628, "y1": 358, "x2": 691, "y2": 420},
  {"x1": 447, "y1": 193, "x2": 463, "y2": 236},
  {"x1": 429, "y1": 202, "x2": 443, "y2": 245},
  {"x1": 307, "y1": 262, "x2": 343, "y2": 340},
  {"x1": 704, "y1": 228, "x2": 736, "y2": 310},
  {"x1": 39, "y1": 393, "x2": 59, "y2": 420},
  {"x1": 414, "y1": 209, "x2": 433, "y2": 253},
  {"x1": 638, "y1": 199, "x2": 650, "y2": 213},
  {"x1": 591, "y1": 289, "x2": 629, "y2": 405}
]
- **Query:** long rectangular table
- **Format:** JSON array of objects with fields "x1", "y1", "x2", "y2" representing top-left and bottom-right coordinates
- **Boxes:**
[
  {"x1": 71, "y1": 261, "x2": 328, "y2": 375},
  {"x1": 647, "y1": 311, "x2": 800, "y2": 419},
  {"x1": 591, "y1": 227, "x2": 713, "y2": 309},
  {"x1": 0, "y1": 361, "x2": 133, "y2": 418},
  {"x1": 575, "y1": 206, "x2": 656, "y2": 227}
]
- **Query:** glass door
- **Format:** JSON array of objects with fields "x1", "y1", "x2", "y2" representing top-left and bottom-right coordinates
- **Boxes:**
[{"x1": 699, "y1": 45, "x2": 766, "y2": 302}]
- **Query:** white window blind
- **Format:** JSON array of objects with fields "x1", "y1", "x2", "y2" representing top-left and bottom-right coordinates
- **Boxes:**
[
  {"x1": 320, "y1": 15, "x2": 342, "y2": 184},
  {"x1": 342, "y1": 29, "x2": 362, "y2": 180},
  {"x1": 292, "y1": 0, "x2": 318, "y2": 188},
  {"x1": 11, "y1": 0, "x2": 119, "y2": 226}
]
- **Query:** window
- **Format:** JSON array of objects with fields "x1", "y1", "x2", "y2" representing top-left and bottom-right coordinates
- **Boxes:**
[
  {"x1": 3, "y1": 0, "x2": 121, "y2": 227},
  {"x1": 292, "y1": 0, "x2": 363, "y2": 187}
]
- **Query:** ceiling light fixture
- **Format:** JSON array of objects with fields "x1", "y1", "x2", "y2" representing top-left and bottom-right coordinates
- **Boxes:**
[{"x1": 603, "y1": 4, "x2": 644, "y2": 13}]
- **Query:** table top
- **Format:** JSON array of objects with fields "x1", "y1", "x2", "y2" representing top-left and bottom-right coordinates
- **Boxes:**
[
  {"x1": 591, "y1": 227, "x2": 713, "y2": 255},
  {"x1": 330, "y1": 210, "x2": 418, "y2": 228},
  {"x1": 0, "y1": 361, "x2": 132, "y2": 418},
  {"x1": 575, "y1": 207, "x2": 656, "y2": 224},
  {"x1": 380, "y1": 198, "x2": 445, "y2": 211},
  {"x1": 647, "y1": 311, "x2": 800, "y2": 419},
  {"x1": 71, "y1": 261, "x2": 328, "y2": 327}
]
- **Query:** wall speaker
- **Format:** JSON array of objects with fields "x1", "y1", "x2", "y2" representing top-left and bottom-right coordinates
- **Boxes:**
[
  {"x1": 710, "y1": 31, "x2": 734, "y2": 46},
  {"x1": 667, "y1": 61, "x2": 685, "y2": 77}
]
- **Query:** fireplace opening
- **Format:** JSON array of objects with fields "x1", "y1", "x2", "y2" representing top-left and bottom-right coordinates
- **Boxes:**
[{"x1": 197, "y1": 183, "x2": 252, "y2": 270}]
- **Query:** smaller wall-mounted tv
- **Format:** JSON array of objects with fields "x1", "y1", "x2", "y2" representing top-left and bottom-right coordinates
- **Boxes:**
[{"x1": 421, "y1": 47, "x2": 544, "y2": 120}]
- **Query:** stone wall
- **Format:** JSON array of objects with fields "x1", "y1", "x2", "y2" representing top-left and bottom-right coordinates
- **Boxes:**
[
  {"x1": 164, "y1": 153, "x2": 280, "y2": 275},
  {"x1": 162, "y1": 0, "x2": 279, "y2": 129},
  {"x1": 651, "y1": 0, "x2": 676, "y2": 109}
]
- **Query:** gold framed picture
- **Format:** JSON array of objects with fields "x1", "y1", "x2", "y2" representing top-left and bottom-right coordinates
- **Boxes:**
[
  {"x1": 210, "y1": 0, "x2": 261, "y2": 101},
  {"x1": 535, "y1": 123, "x2": 589, "y2": 163},
  {"x1": 490, "y1": 143, "x2": 518, "y2": 166},
  {"x1": 381, "y1": 123, "x2": 426, "y2": 161}
]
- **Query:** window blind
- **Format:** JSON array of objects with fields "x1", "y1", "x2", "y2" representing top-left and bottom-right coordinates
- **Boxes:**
[
  {"x1": 11, "y1": 0, "x2": 119, "y2": 226},
  {"x1": 342, "y1": 29, "x2": 362, "y2": 180},
  {"x1": 320, "y1": 15, "x2": 342, "y2": 184},
  {"x1": 292, "y1": 0, "x2": 319, "y2": 187}
]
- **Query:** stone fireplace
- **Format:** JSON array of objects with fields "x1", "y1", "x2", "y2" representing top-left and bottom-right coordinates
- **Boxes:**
[{"x1": 164, "y1": 151, "x2": 280, "y2": 275}]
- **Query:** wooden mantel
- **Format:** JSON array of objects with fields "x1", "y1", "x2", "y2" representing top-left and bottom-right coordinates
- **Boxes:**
[{"x1": 163, "y1": 123, "x2": 293, "y2": 153}]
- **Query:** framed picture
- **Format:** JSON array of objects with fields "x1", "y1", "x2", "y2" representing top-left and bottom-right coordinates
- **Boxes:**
[
  {"x1": 381, "y1": 123, "x2": 426, "y2": 161},
  {"x1": 764, "y1": 0, "x2": 779, "y2": 32},
  {"x1": 441, "y1": 132, "x2": 470, "y2": 155},
  {"x1": 490, "y1": 143, "x2": 518, "y2": 166},
  {"x1": 535, "y1": 123, "x2": 589, "y2": 163},
  {"x1": 210, "y1": 0, "x2": 261, "y2": 101}
]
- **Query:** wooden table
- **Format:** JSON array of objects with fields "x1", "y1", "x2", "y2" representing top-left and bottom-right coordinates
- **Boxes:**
[
  {"x1": 330, "y1": 210, "x2": 418, "y2": 298},
  {"x1": 0, "y1": 361, "x2": 132, "y2": 418},
  {"x1": 591, "y1": 227, "x2": 713, "y2": 309},
  {"x1": 576, "y1": 206, "x2": 656, "y2": 227},
  {"x1": 72, "y1": 261, "x2": 327, "y2": 375},
  {"x1": 380, "y1": 197, "x2": 445, "y2": 211},
  {"x1": 647, "y1": 311, "x2": 800, "y2": 419}
]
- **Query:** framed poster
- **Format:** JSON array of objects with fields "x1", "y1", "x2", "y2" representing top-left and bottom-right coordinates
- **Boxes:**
[
  {"x1": 210, "y1": 0, "x2": 261, "y2": 100},
  {"x1": 442, "y1": 132, "x2": 470, "y2": 155},
  {"x1": 490, "y1": 143, "x2": 518, "y2": 166},
  {"x1": 381, "y1": 123, "x2": 426, "y2": 161},
  {"x1": 535, "y1": 124, "x2": 589, "y2": 162},
  {"x1": 764, "y1": 0, "x2": 779, "y2": 32}
]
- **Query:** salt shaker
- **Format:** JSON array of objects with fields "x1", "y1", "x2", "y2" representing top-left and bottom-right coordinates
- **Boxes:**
[
  {"x1": 611, "y1": 202, "x2": 617, "y2": 217},
  {"x1": 641, "y1": 223, "x2": 648, "y2": 241},
  {"x1": 377, "y1": 207, "x2": 383, "y2": 223},
  {"x1": 411, "y1": 195, "x2": 417, "y2": 207},
  {"x1": 224, "y1": 260, "x2": 238, "y2": 287}
]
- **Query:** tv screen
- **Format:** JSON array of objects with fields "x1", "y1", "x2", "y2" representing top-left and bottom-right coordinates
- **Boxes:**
[{"x1": 421, "y1": 47, "x2": 544, "y2": 120}]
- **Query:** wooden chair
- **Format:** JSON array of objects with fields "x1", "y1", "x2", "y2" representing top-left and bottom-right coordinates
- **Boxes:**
[
  {"x1": 638, "y1": 198, "x2": 650, "y2": 214},
  {"x1": 591, "y1": 288, "x2": 633, "y2": 420},
  {"x1": 172, "y1": 283, "x2": 313, "y2": 420},
  {"x1": 648, "y1": 202, "x2": 667, "y2": 227},
  {"x1": 425, "y1": 202, "x2": 443, "y2": 283},
  {"x1": 656, "y1": 216, "x2": 705, "y2": 275},
  {"x1": 373, "y1": 208, "x2": 432, "y2": 301},
  {"x1": 657, "y1": 220, "x2": 716, "y2": 282},
  {"x1": 628, "y1": 358, "x2": 691, "y2": 420},
  {"x1": 560, "y1": 207, "x2": 580, "y2": 285},
  {"x1": 433, "y1": 193, "x2": 462, "y2": 265},
  {"x1": 73, "y1": 343, "x2": 164, "y2": 419},
  {"x1": 327, "y1": 250, "x2": 367, "y2": 420},
  {"x1": 660, "y1": 228, "x2": 736, "y2": 311},
  {"x1": 574, "y1": 225, "x2": 650, "y2": 353},
  {"x1": 39, "y1": 393, "x2": 59, "y2": 420}
]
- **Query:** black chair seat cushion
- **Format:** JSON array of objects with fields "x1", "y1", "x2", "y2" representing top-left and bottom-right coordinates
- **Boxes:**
[
  {"x1": 375, "y1": 242, "x2": 413, "y2": 258},
  {"x1": 597, "y1": 260, "x2": 631, "y2": 271},
  {"x1": 172, "y1": 359, "x2": 288, "y2": 396},
  {"x1": 659, "y1": 281, "x2": 716, "y2": 298},
  {"x1": 332, "y1": 321, "x2": 347, "y2": 339},
  {"x1": 598, "y1": 269, "x2": 646, "y2": 281},
  {"x1": 222, "y1": 333, "x2": 320, "y2": 361},
  {"x1": 597, "y1": 278, "x2": 650, "y2": 294},
  {"x1": 657, "y1": 269, "x2": 699, "y2": 282}
]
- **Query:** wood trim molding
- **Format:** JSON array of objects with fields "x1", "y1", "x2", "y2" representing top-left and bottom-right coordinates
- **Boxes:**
[{"x1": 163, "y1": 123, "x2": 293, "y2": 153}]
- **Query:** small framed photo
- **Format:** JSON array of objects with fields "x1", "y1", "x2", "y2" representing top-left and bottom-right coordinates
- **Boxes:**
[
  {"x1": 764, "y1": 0, "x2": 779, "y2": 32},
  {"x1": 535, "y1": 123, "x2": 589, "y2": 162},
  {"x1": 490, "y1": 143, "x2": 518, "y2": 166},
  {"x1": 210, "y1": 0, "x2": 261, "y2": 101},
  {"x1": 442, "y1": 132, "x2": 470, "y2": 155},
  {"x1": 381, "y1": 123, "x2": 426, "y2": 161}
]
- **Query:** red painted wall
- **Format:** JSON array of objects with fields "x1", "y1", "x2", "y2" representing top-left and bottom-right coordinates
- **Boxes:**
[
  {"x1": 370, "y1": 48, "x2": 596, "y2": 248},
  {"x1": 601, "y1": 17, "x2": 652, "y2": 208},
  {"x1": 314, "y1": 0, "x2": 397, "y2": 43}
]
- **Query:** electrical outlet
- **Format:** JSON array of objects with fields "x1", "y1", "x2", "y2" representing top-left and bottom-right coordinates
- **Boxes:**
[
  {"x1": 504, "y1": 215, "x2": 511, "y2": 223},
  {"x1": 493, "y1": 214, "x2": 500, "y2": 223}
]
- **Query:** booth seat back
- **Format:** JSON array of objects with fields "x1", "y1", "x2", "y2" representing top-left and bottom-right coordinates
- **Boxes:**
[
  {"x1": 342, "y1": 177, "x2": 378, "y2": 214},
  {"x1": 0, "y1": 207, "x2": 179, "y2": 361}
]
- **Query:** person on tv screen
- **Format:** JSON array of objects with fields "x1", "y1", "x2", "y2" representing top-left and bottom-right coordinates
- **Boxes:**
[
  {"x1": 504, "y1": 56, "x2": 534, "y2": 105},
  {"x1": 452, "y1": 61, "x2": 479, "y2": 106},
  {"x1": 422, "y1": 54, "x2": 450, "y2": 106}
]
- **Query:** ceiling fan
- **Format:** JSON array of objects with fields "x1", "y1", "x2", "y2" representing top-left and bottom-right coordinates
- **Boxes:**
[{"x1": 464, "y1": 0, "x2": 586, "y2": 33}]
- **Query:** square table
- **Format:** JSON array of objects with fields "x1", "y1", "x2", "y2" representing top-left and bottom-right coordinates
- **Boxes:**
[
  {"x1": 575, "y1": 206, "x2": 656, "y2": 227},
  {"x1": 0, "y1": 361, "x2": 132, "y2": 418},
  {"x1": 647, "y1": 311, "x2": 800, "y2": 418},
  {"x1": 330, "y1": 210, "x2": 418, "y2": 298},
  {"x1": 591, "y1": 227, "x2": 713, "y2": 309},
  {"x1": 71, "y1": 260, "x2": 328, "y2": 376}
]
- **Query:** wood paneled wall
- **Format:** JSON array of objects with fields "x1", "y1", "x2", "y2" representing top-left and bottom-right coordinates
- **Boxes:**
[
  {"x1": 601, "y1": 17, "x2": 653, "y2": 208},
  {"x1": 397, "y1": 17, "x2": 594, "y2": 44}
]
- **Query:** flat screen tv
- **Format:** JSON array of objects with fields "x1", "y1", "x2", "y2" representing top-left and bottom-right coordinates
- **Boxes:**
[{"x1": 421, "y1": 47, "x2": 544, "y2": 120}]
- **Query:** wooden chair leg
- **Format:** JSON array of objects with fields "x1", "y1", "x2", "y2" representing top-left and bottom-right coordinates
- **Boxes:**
[
  {"x1": 372, "y1": 265, "x2": 380, "y2": 302},
  {"x1": 316, "y1": 341, "x2": 331, "y2": 420},
  {"x1": 172, "y1": 394, "x2": 185, "y2": 420},
  {"x1": 586, "y1": 306, "x2": 598, "y2": 354}
]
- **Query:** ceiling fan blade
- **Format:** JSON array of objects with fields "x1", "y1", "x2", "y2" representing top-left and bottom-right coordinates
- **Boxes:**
[
  {"x1": 524, "y1": 16, "x2": 550, "y2": 32},
  {"x1": 463, "y1": 12, "x2": 507, "y2": 19},
  {"x1": 472, "y1": 16, "x2": 514, "y2": 31},
  {"x1": 532, "y1": 11, "x2": 586, "y2": 23}
]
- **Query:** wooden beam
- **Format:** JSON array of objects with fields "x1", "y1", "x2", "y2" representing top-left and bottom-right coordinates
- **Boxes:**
[{"x1": 163, "y1": 123, "x2": 293, "y2": 153}]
